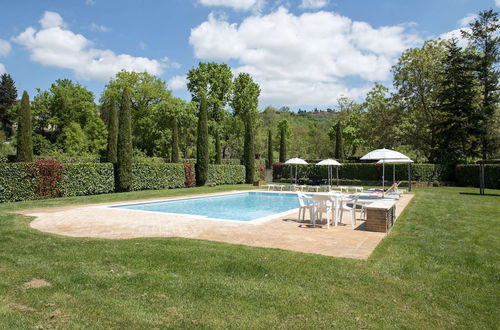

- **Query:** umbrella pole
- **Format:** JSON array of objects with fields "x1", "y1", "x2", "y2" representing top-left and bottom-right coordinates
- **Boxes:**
[
  {"x1": 336, "y1": 166, "x2": 339, "y2": 186},
  {"x1": 393, "y1": 164, "x2": 396, "y2": 184},
  {"x1": 382, "y1": 163, "x2": 385, "y2": 189}
]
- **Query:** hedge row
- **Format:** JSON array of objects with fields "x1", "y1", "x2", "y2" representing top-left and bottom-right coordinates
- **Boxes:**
[
  {"x1": 455, "y1": 164, "x2": 500, "y2": 189},
  {"x1": 0, "y1": 162, "x2": 247, "y2": 203},
  {"x1": 207, "y1": 164, "x2": 245, "y2": 184},
  {"x1": 131, "y1": 163, "x2": 185, "y2": 191},
  {"x1": 279, "y1": 163, "x2": 454, "y2": 183}
]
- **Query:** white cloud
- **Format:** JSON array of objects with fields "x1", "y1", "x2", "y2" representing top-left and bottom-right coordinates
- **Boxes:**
[
  {"x1": 13, "y1": 11, "x2": 164, "y2": 81},
  {"x1": 85, "y1": 0, "x2": 95, "y2": 5},
  {"x1": 168, "y1": 75, "x2": 187, "y2": 90},
  {"x1": 439, "y1": 28, "x2": 470, "y2": 48},
  {"x1": 0, "y1": 39, "x2": 11, "y2": 57},
  {"x1": 90, "y1": 23, "x2": 111, "y2": 32},
  {"x1": 0, "y1": 63, "x2": 5, "y2": 74},
  {"x1": 496, "y1": 0, "x2": 500, "y2": 7},
  {"x1": 39, "y1": 11, "x2": 65, "y2": 29},
  {"x1": 299, "y1": 0, "x2": 328, "y2": 9},
  {"x1": 161, "y1": 57, "x2": 181, "y2": 69},
  {"x1": 190, "y1": 8, "x2": 420, "y2": 106},
  {"x1": 458, "y1": 13, "x2": 477, "y2": 27},
  {"x1": 198, "y1": 0, "x2": 263, "y2": 11}
]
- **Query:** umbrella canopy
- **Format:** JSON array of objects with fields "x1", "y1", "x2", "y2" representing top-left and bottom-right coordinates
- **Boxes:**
[
  {"x1": 376, "y1": 158, "x2": 414, "y2": 164},
  {"x1": 316, "y1": 159, "x2": 342, "y2": 166},
  {"x1": 361, "y1": 148, "x2": 410, "y2": 160},
  {"x1": 361, "y1": 149, "x2": 411, "y2": 188},
  {"x1": 285, "y1": 158, "x2": 308, "y2": 165},
  {"x1": 316, "y1": 159, "x2": 342, "y2": 186},
  {"x1": 285, "y1": 158, "x2": 308, "y2": 184}
]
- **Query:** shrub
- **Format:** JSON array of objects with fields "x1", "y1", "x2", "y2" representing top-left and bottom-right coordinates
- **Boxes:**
[
  {"x1": 207, "y1": 164, "x2": 245, "y2": 185},
  {"x1": 26, "y1": 160, "x2": 64, "y2": 198},
  {"x1": 455, "y1": 164, "x2": 500, "y2": 189},
  {"x1": 59, "y1": 163, "x2": 115, "y2": 197},
  {"x1": 272, "y1": 162, "x2": 284, "y2": 180},
  {"x1": 131, "y1": 163, "x2": 185, "y2": 191},
  {"x1": 0, "y1": 163, "x2": 36, "y2": 202},
  {"x1": 184, "y1": 162, "x2": 195, "y2": 188}
]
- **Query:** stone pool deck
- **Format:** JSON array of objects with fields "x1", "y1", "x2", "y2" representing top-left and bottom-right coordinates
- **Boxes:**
[{"x1": 22, "y1": 191, "x2": 413, "y2": 259}]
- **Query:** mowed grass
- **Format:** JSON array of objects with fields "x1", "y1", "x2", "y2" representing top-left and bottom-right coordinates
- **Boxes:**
[{"x1": 0, "y1": 185, "x2": 498, "y2": 329}]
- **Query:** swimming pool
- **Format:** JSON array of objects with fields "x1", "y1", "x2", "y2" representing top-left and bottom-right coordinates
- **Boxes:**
[{"x1": 107, "y1": 192, "x2": 299, "y2": 222}]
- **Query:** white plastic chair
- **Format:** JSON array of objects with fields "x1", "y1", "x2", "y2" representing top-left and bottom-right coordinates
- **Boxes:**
[
  {"x1": 340, "y1": 194, "x2": 365, "y2": 227},
  {"x1": 311, "y1": 195, "x2": 334, "y2": 228},
  {"x1": 296, "y1": 192, "x2": 313, "y2": 223}
]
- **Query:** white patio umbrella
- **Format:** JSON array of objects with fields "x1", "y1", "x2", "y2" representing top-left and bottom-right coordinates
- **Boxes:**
[
  {"x1": 361, "y1": 148, "x2": 410, "y2": 188},
  {"x1": 316, "y1": 159, "x2": 342, "y2": 186},
  {"x1": 377, "y1": 158, "x2": 414, "y2": 185},
  {"x1": 285, "y1": 158, "x2": 308, "y2": 184}
]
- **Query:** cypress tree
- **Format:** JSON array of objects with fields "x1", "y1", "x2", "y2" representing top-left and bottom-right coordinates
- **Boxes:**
[
  {"x1": 0, "y1": 73, "x2": 17, "y2": 137},
  {"x1": 171, "y1": 117, "x2": 180, "y2": 163},
  {"x1": 195, "y1": 96, "x2": 209, "y2": 186},
  {"x1": 16, "y1": 91, "x2": 33, "y2": 162},
  {"x1": 116, "y1": 89, "x2": 133, "y2": 192},
  {"x1": 335, "y1": 121, "x2": 344, "y2": 161},
  {"x1": 214, "y1": 130, "x2": 222, "y2": 164},
  {"x1": 243, "y1": 121, "x2": 255, "y2": 183},
  {"x1": 279, "y1": 123, "x2": 287, "y2": 162},
  {"x1": 106, "y1": 100, "x2": 118, "y2": 163},
  {"x1": 267, "y1": 129, "x2": 273, "y2": 168}
]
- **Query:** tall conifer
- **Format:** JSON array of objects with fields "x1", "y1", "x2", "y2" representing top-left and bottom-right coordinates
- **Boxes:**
[
  {"x1": 116, "y1": 89, "x2": 133, "y2": 191},
  {"x1": 195, "y1": 96, "x2": 209, "y2": 186},
  {"x1": 16, "y1": 91, "x2": 33, "y2": 162}
]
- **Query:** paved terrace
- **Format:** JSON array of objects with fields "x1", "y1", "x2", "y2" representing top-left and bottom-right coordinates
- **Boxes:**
[{"x1": 22, "y1": 191, "x2": 414, "y2": 259}]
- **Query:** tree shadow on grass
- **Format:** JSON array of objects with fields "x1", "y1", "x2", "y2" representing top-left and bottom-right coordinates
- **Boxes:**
[{"x1": 459, "y1": 192, "x2": 500, "y2": 197}]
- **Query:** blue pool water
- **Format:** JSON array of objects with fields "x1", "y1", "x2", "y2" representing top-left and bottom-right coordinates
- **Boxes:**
[{"x1": 109, "y1": 192, "x2": 299, "y2": 221}]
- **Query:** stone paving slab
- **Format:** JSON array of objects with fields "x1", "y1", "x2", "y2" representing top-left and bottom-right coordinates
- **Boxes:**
[{"x1": 22, "y1": 191, "x2": 414, "y2": 259}]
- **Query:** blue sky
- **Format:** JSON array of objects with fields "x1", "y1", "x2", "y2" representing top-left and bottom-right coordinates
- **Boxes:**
[{"x1": 0, "y1": 0, "x2": 497, "y2": 109}]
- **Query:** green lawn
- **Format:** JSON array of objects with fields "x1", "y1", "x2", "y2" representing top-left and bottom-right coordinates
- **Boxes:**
[{"x1": 0, "y1": 186, "x2": 498, "y2": 329}]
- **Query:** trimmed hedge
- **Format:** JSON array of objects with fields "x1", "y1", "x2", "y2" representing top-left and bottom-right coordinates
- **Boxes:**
[
  {"x1": 280, "y1": 163, "x2": 453, "y2": 183},
  {"x1": 0, "y1": 162, "x2": 248, "y2": 203},
  {"x1": 455, "y1": 164, "x2": 500, "y2": 189},
  {"x1": 59, "y1": 163, "x2": 115, "y2": 197},
  {"x1": 0, "y1": 163, "x2": 36, "y2": 202},
  {"x1": 131, "y1": 163, "x2": 185, "y2": 191},
  {"x1": 207, "y1": 164, "x2": 245, "y2": 185}
]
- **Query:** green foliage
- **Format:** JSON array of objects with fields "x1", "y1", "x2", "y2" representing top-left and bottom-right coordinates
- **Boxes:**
[
  {"x1": 61, "y1": 122, "x2": 88, "y2": 156},
  {"x1": 171, "y1": 117, "x2": 180, "y2": 163},
  {"x1": 0, "y1": 163, "x2": 36, "y2": 202},
  {"x1": 462, "y1": 10, "x2": 500, "y2": 159},
  {"x1": 0, "y1": 73, "x2": 18, "y2": 137},
  {"x1": 131, "y1": 163, "x2": 185, "y2": 191},
  {"x1": 207, "y1": 164, "x2": 245, "y2": 184},
  {"x1": 195, "y1": 96, "x2": 209, "y2": 186},
  {"x1": 435, "y1": 40, "x2": 480, "y2": 165},
  {"x1": 334, "y1": 121, "x2": 344, "y2": 160},
  {"x1": 16, "y1": 91, "x2": 33, "y2": 162},
  {"x1": 117, "y1": 88, "x2": 133, "y2": 192},
  {"x1": 393, "y1": 40, "x2": 448, "y2": 162},
  {"x1": 455, "y1": 164, "x2": 500, "y2": 189},
  {"x1": 59, "y1": 163, "x2": 115, "y2": 196},
  {"x1": 100, "y1": 71, "x2": 173, "y2": 156},
  {"x1": 0, "y1": 162, "x2": 115, "y2": 202},
  {"x1": 232, "y1": 73, "x2": 260, "y2": 183},
  {"x1": 280, "y1": 163, "x2": 452, "y2": 182},
  {"x1": 277, "y1": 119, "x2": 290, "y2": 162},
  {"x1": 106, "y1": 100, "x2": 118, "y2": 163},
  {"x1": 267, "y1": 129, "x2": 273, "y2": 168}
]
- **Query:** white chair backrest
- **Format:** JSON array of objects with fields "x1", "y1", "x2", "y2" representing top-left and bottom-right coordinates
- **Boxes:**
[{"x1": 297, "y1": 192, "x2": 311, "y2": 207}]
